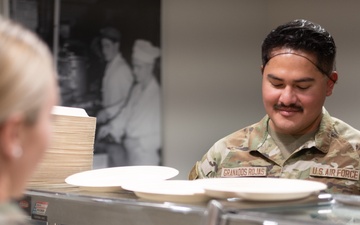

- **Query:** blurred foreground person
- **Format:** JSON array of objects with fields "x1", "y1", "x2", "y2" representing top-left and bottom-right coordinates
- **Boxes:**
[
  {"x1": 189, "y1": 19, "x2": 360, "y2": 195},
  {"x1": 98, "y1": 39, "x2": 161, "y2": 166},
  {"x1": 0, "y1": 17, "x2": 58, "y2": 224}
]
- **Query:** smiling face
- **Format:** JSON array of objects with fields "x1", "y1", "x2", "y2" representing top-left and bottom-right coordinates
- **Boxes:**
[{"x1": 262, "y1": 48, "x2": 337, "y2": 135}]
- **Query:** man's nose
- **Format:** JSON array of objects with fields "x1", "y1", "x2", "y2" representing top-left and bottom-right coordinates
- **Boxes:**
[{"x1": 279, "y1": 86, "x2": 297, "y2": 105}]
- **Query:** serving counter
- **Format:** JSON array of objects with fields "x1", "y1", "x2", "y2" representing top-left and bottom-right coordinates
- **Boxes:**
[{"x1": 20, "y1": 188, "x2": 360, "y2": 225}]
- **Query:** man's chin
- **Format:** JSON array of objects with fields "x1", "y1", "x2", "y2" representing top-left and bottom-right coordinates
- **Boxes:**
[{"x1": 270, "y1": 117, "x2": 301, "y2": 133}]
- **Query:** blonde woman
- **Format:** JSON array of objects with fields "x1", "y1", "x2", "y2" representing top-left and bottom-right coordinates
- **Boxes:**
[{"x1": 0, "y1": 17, "x2": 58, "y2": 224}]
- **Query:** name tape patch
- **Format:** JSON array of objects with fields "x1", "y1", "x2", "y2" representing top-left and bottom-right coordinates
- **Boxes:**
[
  {"x1": 221, "y1": 167, "x2": 267, "y2": 178},
  {"x1": 310, "y1": 166, "x2": 360, "y2": 181}
]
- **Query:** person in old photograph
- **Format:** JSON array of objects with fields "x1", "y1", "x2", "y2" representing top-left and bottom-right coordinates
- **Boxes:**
[
  {"x1": 95, "y1": 27, "x2": 134, "y2": 154},
  {"x1": 97, "y1": 39, "x2": 161, "y2": 166},
  {"x1": 189, "y1": 19, "x2": 360, "y2": 195},
  {"x1": 97, "y1": 27, "x2": 134, "y2": 124},
  {"x1": 0, "y1": 17, "x2": 58, "y2": 224}
]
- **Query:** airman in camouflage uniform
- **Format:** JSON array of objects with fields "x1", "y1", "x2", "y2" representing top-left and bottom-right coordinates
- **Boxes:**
[
  {"x1": 189, "y1": 19, "x2": 360, "y2": 195},
  {"x1": 189, "y1": 109, "x2": 360, "y2": 194}
]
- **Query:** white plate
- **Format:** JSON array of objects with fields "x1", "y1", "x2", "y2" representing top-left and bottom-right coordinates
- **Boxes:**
[
  {"x1": 122, "y1": 180, "x2": 211, "y2": 203},
  {"x1": 65, "y1": 166, "x2": 179, "y2": 192},
  {"x1": 334, "y1": 194, "x2": 360, "y2": 206},
  {"x1": 198, "y1": 178, "x2": 327, "y2": 201}
]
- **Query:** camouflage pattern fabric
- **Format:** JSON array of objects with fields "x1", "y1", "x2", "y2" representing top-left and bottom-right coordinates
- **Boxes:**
[
  {"x1": 189, "y1": 108, "x2": 360, "y2": 195},
  {"x1": 0, "y1": 203, "x2": 29, "y2": 225}
]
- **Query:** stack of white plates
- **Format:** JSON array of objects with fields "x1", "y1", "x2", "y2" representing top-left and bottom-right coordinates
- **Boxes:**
[{"x1": 28, "y1": 106, "x2": 96, "y2": 190}]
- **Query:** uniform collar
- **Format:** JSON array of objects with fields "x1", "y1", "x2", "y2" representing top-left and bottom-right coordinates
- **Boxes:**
[{"x1": 252, "y1": 108, "x2": 333, "y2": 154}]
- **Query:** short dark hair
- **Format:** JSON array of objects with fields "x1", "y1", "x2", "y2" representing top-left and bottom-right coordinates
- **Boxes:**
[
  {"x1": 100, "y1": 27, "x2": 121, "y2": 43},
  {"x1": 261, "y1": 19, "x2": 336, "y2": 77}
]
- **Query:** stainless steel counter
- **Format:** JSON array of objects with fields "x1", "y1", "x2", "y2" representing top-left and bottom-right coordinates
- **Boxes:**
[{"x1": 22, "y1": 188, "x2": 360, "y2": 225}]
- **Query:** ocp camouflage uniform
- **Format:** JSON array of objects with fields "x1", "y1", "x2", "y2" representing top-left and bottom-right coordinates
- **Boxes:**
[
  {"x1": 0, "y1": 202, "x2": 29, "y2": 225},
  {"x1": 189, "y1": 109, "x2": 360, "y2": 195}
]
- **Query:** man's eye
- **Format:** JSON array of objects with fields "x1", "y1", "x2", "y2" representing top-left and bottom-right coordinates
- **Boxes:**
[
  {"x1": 297, "y1": 86, "x2": 310, "y2": 90},
  {"x1": 271, "y1": 83, "x2": 283, "y2": 88}
]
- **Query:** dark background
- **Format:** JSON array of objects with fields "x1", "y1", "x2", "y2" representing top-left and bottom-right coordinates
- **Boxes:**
[
  {"x1": 16, "y1": 0, "x2": 161, "y2": 63},
  {"x1": 60, "y1": 0, "x2": 161, "y2": 63}
]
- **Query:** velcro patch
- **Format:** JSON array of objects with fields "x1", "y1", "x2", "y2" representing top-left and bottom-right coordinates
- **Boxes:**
[
  {"x1": 310, "y1": 166, "x2": 360, "y2": 181},
  {"x1": 221, "y1": 167, "x2": 267, "y2": 178}
]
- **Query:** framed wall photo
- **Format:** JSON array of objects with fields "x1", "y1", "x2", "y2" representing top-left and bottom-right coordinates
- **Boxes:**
[{"x1": 9, "y1": 0, "x2": 162, "y2": 168}]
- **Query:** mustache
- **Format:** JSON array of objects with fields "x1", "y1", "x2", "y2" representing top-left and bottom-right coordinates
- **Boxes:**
[{"x1": 274, "y1": 103, "x2": 303, "y2": 112}]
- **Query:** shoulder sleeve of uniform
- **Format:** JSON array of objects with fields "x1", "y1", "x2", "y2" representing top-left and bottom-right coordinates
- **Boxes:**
[
  {"x1": 188, "y1": 162, "x2": 199, "y2": 180},
  {"x1": 188, "y1": 138, "x2": 230, "y2": 179},
  {"x1": 332, "y1": 117, "x2": 360, "y2": 152}
]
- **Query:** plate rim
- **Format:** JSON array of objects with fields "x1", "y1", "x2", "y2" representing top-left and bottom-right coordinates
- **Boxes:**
[
  {"x1": 134, "y1": 190, "x2": 211, "y2": 203},
  {"x1": 64, "y1": 165, "x2": 179, "y2": 188},
  {"x1": 200, "y1": 177, "x2": 327, "y2": 200},
  {"x1": 122, "y1": 180, "x2": 206, "y2": 196}
]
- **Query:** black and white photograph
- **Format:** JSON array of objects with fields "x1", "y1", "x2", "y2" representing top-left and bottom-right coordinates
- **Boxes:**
[{"x1": 9, "y1": 0, "x2": 162, "y2": 168}]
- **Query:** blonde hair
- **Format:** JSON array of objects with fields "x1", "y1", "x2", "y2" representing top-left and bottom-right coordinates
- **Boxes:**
[{"x1": 0, "y1": 17, "x2": 56, "y2": 125}]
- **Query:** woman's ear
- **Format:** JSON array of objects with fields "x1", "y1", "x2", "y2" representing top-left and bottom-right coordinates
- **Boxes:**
[{"x1": 0, "y1": 114, "x2": 23, "y2": 160}]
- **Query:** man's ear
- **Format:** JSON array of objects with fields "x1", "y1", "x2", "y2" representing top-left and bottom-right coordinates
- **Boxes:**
[
  {"x1": 326, "y1": 71, "x2": 338, "y2": 96},
  {"x1": 0, "y1": 114, "x2": 23, "y2": 160}
]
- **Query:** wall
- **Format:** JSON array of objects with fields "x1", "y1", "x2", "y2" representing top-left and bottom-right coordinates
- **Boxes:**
[
  {"x1": 162, "y1": 1, "x2": 267, "y2": 178},
  {"x1": 162, "y1": 0, "x2": 360, "y2": 179}
]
